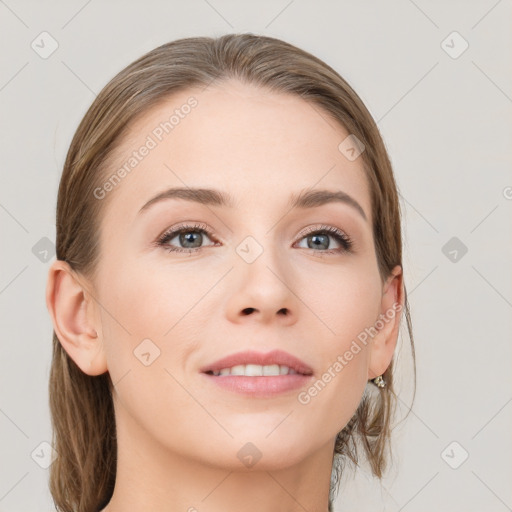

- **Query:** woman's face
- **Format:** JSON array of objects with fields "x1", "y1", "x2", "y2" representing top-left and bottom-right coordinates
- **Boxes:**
[{"x1": 81, "y1": 80, "x2": 400, "y2": 469}]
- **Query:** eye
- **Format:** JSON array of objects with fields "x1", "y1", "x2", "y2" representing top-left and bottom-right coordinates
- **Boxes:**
[
  {"x1": 294, "y1": 225, "x2": 353, "y2": 255},
  {"x1": 155, "y1": 222, "x2": 218, "y2": 254},
  {"x1": 154, "y1": 222, "x2": 353, "y2": 256}
]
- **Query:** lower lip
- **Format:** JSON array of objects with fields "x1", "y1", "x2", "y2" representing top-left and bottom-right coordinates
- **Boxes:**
[{"x1": 201, "y1": 373, "x2": 313, "y2": 398}]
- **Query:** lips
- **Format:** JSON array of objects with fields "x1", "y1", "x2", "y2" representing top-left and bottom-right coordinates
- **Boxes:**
[{"x1": 199, "y1": 349, "x2": 314, "y2": 376}]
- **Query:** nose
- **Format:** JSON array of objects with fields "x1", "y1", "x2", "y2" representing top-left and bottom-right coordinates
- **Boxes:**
[{"x1": 224, "y1": 244, "x2": 299, "y2": 326}]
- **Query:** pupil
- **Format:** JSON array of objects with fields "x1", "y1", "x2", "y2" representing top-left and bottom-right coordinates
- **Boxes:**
[
  {"x1": 180, "y1": 232, "x2": 202, "y2": 248},
  {"x1": 309, "y1": 234, "x2": 328, "y2": 250}
]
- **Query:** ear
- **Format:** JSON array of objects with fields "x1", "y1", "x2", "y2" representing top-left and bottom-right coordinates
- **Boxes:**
[
  {"x1": 46, "y1": 260, "x2": 107, "y2": 376},
  {"x1": 367, "y1": 265, "x2": 404, "y2": 380}
]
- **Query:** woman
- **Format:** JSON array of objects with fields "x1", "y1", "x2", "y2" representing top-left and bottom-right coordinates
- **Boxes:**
[{"x1": 46, "y1": 33, "x2": 416, "y2": 512}]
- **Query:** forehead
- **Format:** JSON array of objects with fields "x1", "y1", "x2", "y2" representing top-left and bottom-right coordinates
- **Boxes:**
[{"x1": 100, "y1": 79, "x2": 371, "y2": 223}]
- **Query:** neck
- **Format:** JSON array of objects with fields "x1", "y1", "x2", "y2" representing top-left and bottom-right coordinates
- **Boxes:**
[{"x1": 100, "y1": 401, "x2": 334, "y2": 512}]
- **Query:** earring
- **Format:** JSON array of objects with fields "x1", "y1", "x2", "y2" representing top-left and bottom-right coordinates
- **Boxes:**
[{"x1": 372, "y1": 375, "x2": 386, "y2": 388}]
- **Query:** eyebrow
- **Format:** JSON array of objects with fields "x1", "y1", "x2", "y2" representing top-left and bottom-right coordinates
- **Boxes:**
[{"x1": 138, "y1": 187, "x2": 367, "y2": 221}]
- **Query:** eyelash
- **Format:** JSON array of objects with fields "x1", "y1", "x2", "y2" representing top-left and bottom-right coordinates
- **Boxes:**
[{"x1": 154, "y1": 222, "x2": 354, "y2": 256}]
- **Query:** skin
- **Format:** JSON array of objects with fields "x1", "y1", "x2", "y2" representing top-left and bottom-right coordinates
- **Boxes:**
[{"x1": 46, "y1": 79, "x2": 403, "y2": 512}]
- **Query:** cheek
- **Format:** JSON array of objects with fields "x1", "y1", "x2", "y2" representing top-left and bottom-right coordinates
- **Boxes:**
[
  {"x1": 293, "y1": 257, "x2": 382, "y2": 341},
  {"x1": 97, "y1": 253, "x2": 216, "y2": 382},
  {"x1": 291, "y1": 264, "x2": 380, "y2": 427},
  {"x1": 97, "y1": 257, "x2": 208, "y2": 436},
  {"x1": 100, "y1": 253, "x2": 207, "y2": 337}
]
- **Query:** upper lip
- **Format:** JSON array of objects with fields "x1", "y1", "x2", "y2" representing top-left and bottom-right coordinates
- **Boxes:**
[{"x1": 200, "y1": 349, "x2": 314, "y2": 376}]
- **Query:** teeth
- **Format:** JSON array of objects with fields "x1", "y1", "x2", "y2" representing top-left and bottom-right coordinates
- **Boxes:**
[{"x1": 210, "y1": 364, "x2": 299, "y2": 377}]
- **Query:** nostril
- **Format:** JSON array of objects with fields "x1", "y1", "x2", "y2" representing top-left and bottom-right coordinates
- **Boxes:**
[{"x1": 242, "y1": 307, "x2": 255, "y2": 315}]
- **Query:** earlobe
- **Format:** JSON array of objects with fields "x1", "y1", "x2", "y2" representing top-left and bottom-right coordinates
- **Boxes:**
[
  {"x1": 367, "y1": 265, "x2": 404, "y2": 380},
  {"x1": 46, "y1": 260, "x2": 108, "y2": 376}
]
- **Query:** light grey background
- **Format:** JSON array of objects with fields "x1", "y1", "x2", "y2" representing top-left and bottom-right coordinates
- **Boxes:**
[{"x1": 1, "y1": 1, "x2": 511, "y2": 511}]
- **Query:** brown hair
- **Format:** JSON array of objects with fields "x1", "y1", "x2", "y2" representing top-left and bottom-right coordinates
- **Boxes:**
[{"x1": 49, "y1": 33, "x2": 416, "y2": 512}]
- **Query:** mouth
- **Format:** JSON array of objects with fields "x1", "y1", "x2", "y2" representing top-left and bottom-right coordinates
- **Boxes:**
[
  {"x1": 199, "y1": 349, "x2": 314, "y2": 397},
  {"x1": 199, "y1": 349, "x2": 314, "y2": 376},
  {"x1": 204, "y1": 364, "x2": 307, "y2": 377}
]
